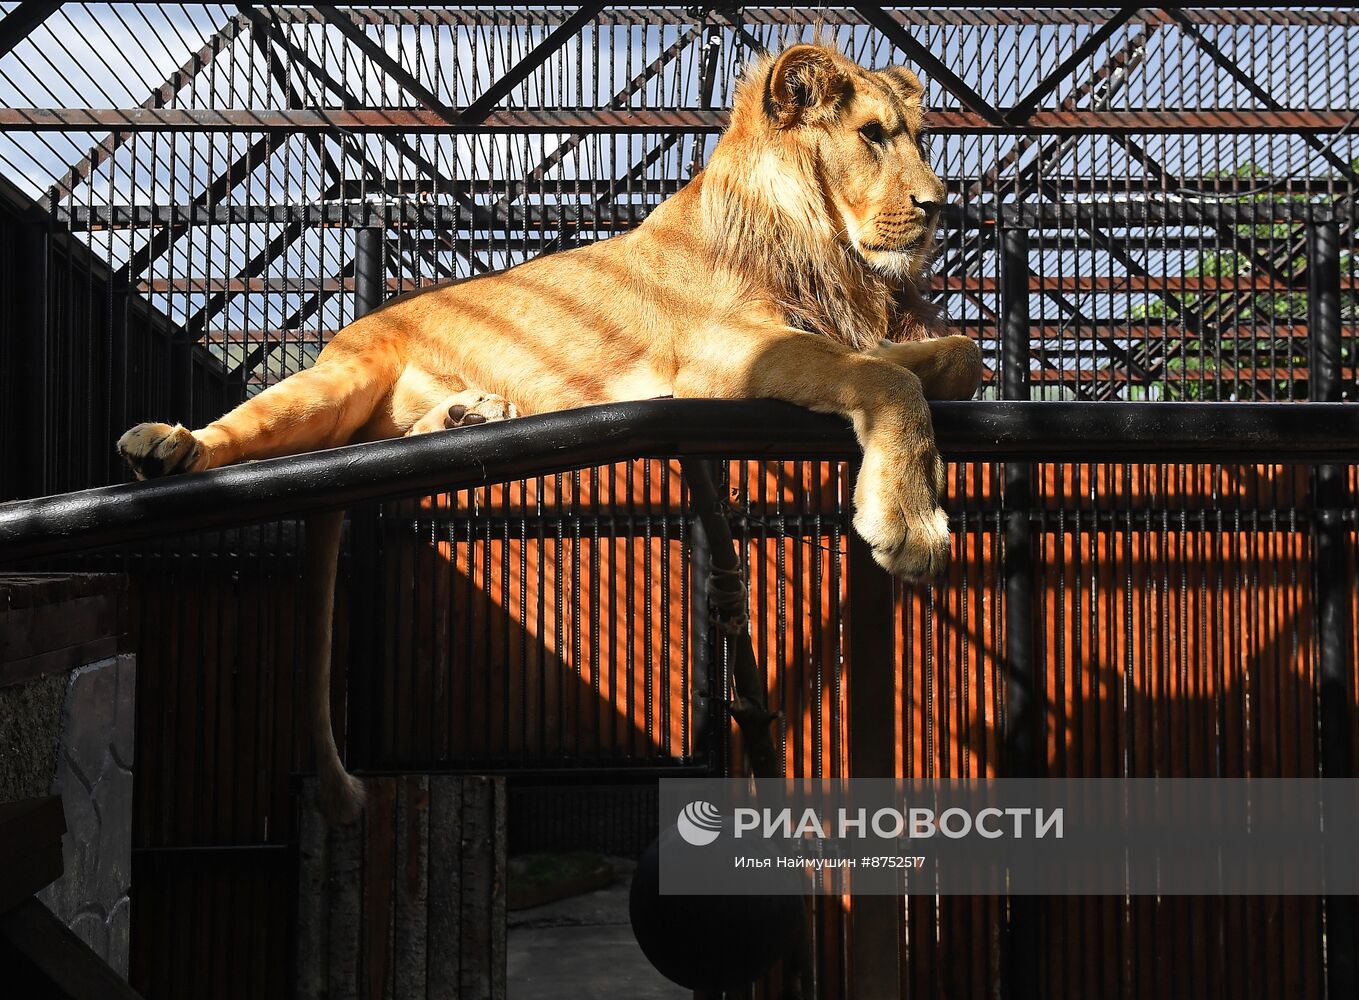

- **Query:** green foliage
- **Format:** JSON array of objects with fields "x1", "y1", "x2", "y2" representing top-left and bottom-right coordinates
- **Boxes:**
[{"x1": 1117, "y1": 160, "x2": 1356, "y2": 400}]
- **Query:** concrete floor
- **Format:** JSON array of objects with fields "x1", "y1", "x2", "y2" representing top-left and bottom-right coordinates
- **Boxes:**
[{"x1": 506, "y1": 857, "x2": 688, "y2": 1000}]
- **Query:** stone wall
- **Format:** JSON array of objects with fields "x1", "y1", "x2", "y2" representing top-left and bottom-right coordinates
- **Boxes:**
[
  {"x1": 0, "y1": 574, "x2": 133, "y2": 979},
  {"x1": 36, "y1": 653, "x2": 136, "y2": 977}
]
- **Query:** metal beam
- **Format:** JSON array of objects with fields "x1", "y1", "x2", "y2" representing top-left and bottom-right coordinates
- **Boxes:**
[
  {"x1": 851, "y1": 3, "x2": 1009, "y2": 126},
  {"x1": 459, "y1": 2, "x2": 608, "y2": 123},
  {"x1": 0, "y1": 1, "x2": 59, "y2": 60},
  {"x1": 240, "y1": 13, "x2": 496, "y2": 264},
  {"x1": 688, "y1": 20, "x2": 723, "y2": 179},
  {"x1": 1308, "y1": 220, "x2": 1358, "y2": 1000},
  {"x1": 1006, "y1": 7, "x2": 1139, "y2": 123},
  {"x1": 227, "y1": 256, "x2": 356, "y2": 380},
  {"x1": 312, "y1": 4, "x2": 458, "y2": 121},
  {"x1": 1021, "y1": 174, "x2": 1219, "y2": 400},
  {"x1": 13, "y1": 107, "x2": 1359, "y2": 134},
  {"x1": 217, "y1": 4, "x2": 494, "y2": 316},
  {"x1": 63, "y1": 173, "x2": 1353, "y2": 205},
  {"x1": 45, "y1": 11, "x2": 249, "y2": 208},
  {"x1": 179, "y1": 7, "x2": 354, "y2": 340},
  {"x1": 112, "y1": 130, "x2": 286, "y2": 285},
  {"x1": 1092, "y1": 137, "x2": 1284, "y2": 399},
  {"x1": 492, "y1": 24, "x2": 702, "y2": 215},
  {"x1": 940, "y1": 21, "x2": 1158, "y2": 278},
  {"x1": 62, "y1": 199, "x2": 1346, "y2": 234},
  {"x1": 247, "y1": 7, "x2": 1359, "y2": 30},
  {"x1": 136, "y1": 272, "x2": 1316, "y2": 296},
  {"x1": 1165, "y1": 7, "x2": 1359, "y2": 184},
  {"x1": 1000, "y1": 226, "x2": 1040, "y2": 1000}
]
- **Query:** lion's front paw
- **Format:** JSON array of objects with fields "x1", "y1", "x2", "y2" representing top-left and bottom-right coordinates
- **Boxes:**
[
  {"x1": 116, "y1": 422, "x2": 203, "y2": 480},
  {"x1": 852, "y1": 440, "x2": 950, "y2": 581}
]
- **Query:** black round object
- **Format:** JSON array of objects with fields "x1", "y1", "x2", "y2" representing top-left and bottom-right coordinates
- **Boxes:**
[{"x1": 629, "y1": 828, "x2": 802, "y2": 991}]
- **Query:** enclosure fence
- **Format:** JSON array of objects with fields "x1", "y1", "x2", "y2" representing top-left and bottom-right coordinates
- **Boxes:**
[{"x1": 1, "y1": 5, "x2": 1358, "y2": 999}]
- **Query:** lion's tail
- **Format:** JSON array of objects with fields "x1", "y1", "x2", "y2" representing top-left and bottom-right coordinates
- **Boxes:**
[{"x1": 304, "y1": 509, "x2": 367, "y2": 824}]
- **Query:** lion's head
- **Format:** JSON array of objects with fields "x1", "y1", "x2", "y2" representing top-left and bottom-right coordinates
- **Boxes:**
[{"x1": 701, "y1": 43, "x2": 946, "y2": 348}]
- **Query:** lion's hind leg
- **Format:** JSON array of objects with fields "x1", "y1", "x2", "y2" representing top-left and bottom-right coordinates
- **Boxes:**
[
  {"x1": 117, "y1": 353, "x2": 398, "y2": 480},
  {"x1": 405, "y1": 388, "x2": 518, "y2": 436}
]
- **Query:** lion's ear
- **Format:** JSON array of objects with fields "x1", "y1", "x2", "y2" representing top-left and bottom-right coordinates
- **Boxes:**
[
  {"x1": 764, "y1": 45, "x2": 849, "y2": 128},
  {"x1": 880, "y1": 66, "x2": 925, "y2": 103}
]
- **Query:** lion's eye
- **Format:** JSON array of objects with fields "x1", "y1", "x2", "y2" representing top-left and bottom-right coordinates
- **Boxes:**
[{"x1": 859, "y1": 121, "x2": 886, "y2": 146}]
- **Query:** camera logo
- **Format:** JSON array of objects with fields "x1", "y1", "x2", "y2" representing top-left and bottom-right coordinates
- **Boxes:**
[{"x1": 676, "y1": 800, "x2": 723, "y2": 846}]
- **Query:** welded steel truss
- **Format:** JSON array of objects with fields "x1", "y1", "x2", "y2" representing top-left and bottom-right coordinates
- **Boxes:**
[{"x1": 1, "y1": 4, "x2": 1356, "y2": 400}]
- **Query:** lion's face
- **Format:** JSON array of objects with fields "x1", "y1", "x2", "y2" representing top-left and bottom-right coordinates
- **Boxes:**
[{"x1": 760, "y1": 46, "x2": 946, "y2": 279}]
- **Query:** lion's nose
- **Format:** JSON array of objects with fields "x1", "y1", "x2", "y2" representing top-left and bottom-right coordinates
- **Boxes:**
[{"x1": 911, "y1": 195, "x2": 942, "y2": 218}]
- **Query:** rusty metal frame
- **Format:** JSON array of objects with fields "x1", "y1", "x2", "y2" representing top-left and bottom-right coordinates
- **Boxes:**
[
  {"x1": 248, "y1": 7, "x2": 1359, "y2": 29},
  {"x1": 493, "y1": 23, "x2": 706, "y2": 248},
  {"x1": 1164, "y1": 6, "x2": 1359, "y2": 184},
  {"x1": 177, "y1": 7, "x2": 353, "y2": 343},
  {"x1": 936, "y1": 19, "x2": 1164, "y2": 387},
  {"x1": 189, "y1": 4, "x2": 487, "y2": 346},
  {"x1": 208, "y1": 6, "x2": 706, "y2": 375},
  {"x1": 111, "y1": 130, "x2": 286, "y2": 286}
]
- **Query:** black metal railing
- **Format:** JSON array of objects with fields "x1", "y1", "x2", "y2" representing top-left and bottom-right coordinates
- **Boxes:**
[{"x1": 4, "y1": 399, "x2": 1359, "y2": 563}]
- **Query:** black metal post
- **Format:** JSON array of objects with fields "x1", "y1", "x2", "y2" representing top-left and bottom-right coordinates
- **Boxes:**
[
  {"x1": 346, "y1": 227, "x2": 385, "y2": 769},
  {"x1": 1001, "y1": 223, "x2": 1040, "y2": 1000},
  {"x1": 846, "y1": 465, "x2": 902, "y2": 999},
  {"x1": 353, "y1": 226, "x2": 384, "y2": 319},
  {"x1": 679, "y1": 456, "x2": 815, "y2": 998},
  {"x1": 1308, "y1": 218, "x2": 1357, "y2": 1000},
  {"x1": 15, "y1": 204, "x2": 50, "y2": 499},
  {"x1": 678, "y1": 458, "x2": 779, "y2": 780},
  {"x1": 1001, "y1": 227, "x2": 1038, "y2": 774}
]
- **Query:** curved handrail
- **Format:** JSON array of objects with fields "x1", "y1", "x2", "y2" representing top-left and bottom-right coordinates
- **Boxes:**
[{"x1": 2, "y1": 399, "x2": 1357, "y2": 563}]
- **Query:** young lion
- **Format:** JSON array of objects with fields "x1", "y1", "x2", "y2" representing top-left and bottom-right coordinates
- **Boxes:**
[{"x1": 117, "y1": 44, "x2": 983, "y2": 822}]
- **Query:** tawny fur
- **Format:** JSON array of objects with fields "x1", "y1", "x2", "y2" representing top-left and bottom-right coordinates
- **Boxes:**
[{"x1": 116, "y1": 44, "x2": 983, "y2": 824}]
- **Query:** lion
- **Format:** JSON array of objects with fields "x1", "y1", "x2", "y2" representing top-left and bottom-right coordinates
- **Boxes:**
[{"x1": 115, "y1": 43, "x2": 983, "y2": 823}]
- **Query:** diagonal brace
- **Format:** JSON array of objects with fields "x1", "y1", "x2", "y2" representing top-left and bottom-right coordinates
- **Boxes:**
[
  {"x1": 1165, "y1": 7, "x2": 1359, "y2": 185},
  {"x1": 1007, "y1": 7, "x2": 1139, "y2": 124},
  {"x1": 852, "y1": 4, "x2": 1008, "y2": 126},
  {"x1": 0, "y1": 1, "x2": 59, "y2": 60},
  {"x1": 460, "y1": 2, "x2": 608, "y2": 124},
  {"x1": 313, "y1": 4, "x2": 458, "y2": 120}
]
